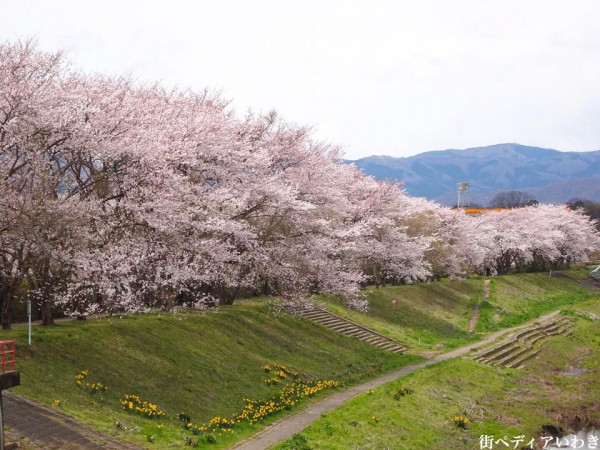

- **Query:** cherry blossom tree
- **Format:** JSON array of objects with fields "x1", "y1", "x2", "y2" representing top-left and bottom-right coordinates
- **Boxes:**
[
  {"x1": 1, "y1": 40, "x2": 599, "y2": 327},
  {"x1": 465, "y1": 205, "x2": 599, "y2": 275}
]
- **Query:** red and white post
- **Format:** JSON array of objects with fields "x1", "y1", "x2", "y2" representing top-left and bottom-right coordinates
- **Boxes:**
[{"x1": 0, "y1": 341, "x2": 20, "y2": 450}]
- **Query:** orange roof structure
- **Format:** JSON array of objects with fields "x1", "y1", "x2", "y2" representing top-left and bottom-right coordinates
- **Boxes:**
[{"x1": 462, "y1": 208, "x2": 507, "y2": 214}]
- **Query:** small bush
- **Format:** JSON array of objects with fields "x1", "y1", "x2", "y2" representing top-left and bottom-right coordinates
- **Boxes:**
[
  {"x1": 184, "y1": 436, "x2": 198, "y2": 447},
  {"x1": 177, "y1": 412, "x2": 191, "y2": 423},
  {"x1": 280, "y1": 433, "x2": 311, "y2": 450},
  {"x1": 393, "y1": 387, "x2": 413, "y2": 400}
]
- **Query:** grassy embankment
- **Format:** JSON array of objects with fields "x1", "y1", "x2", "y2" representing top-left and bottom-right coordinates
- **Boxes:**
[
  {"x1": 322, "y1": 270, "x2": 595, "y2": 351},
  {"x1": 277, "y1": 288, "x2": 600, "y2": 449},
  {"x1": 0, "y1": 270, "x2": 595, "y2": 448},
  {"x1": 2, "y1": 301, "x2": 419, "y2": 449}
]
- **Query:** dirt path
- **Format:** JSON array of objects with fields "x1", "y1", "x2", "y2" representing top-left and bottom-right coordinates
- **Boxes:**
[
  {"x1": 3, "y1": 392, "x2": 140, "y2": 449},
  {"x1": 232, "y1": 309, "x2": 560, "y2": 450},
  {"x1": 469, "y1": 279, "x2": 490, "y2": 334}
]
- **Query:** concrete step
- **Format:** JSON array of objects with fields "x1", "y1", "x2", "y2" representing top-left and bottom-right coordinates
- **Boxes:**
[
  {"x1": 495, "y1": 346, "x2": 532, "y2": 366},
  {"x1": 515, "y1": 327, "x2": 542, "y2": 341},
  {"x1": 351, "y1": 330, "x2": 408, "y2": 350},
  {"x1": 311, "y1": 316, "x2": 343, "y2": 324},
  {"x1": 298, "y1": 309, "x2": 330, "y2": 317},
  {"x1": 295, "y1": 307, "x2": 408, "y2": 353},
  {"x1": 542, "y1": 324, "x2": 564, "y2": 336},
  {"x1": 530, "y1": 334, "x2": 546, "y2": 346},
  {"x1": 373, "y1": 341, "x2": 395, "y2": 348},
  {"x1": 329, "y1": 323, "x2": 356, "y2": 331},
  {"x1": 362, "y1": 335, "x2": 385, "y2": 344},
  {"x1": 541, "y1": 319, "x2": 570, "y2": 334},
  {"x1": 480, "y1": 343, "x2": 521, "y2": 364},
  {"x1": 298, "y1": 311, "x2": 330, "y2": 320},
  {"x1": 319, "y1": 320, "x2": 349, "y2": 329},
  {"x1": 522, "y1": 330, "x2": 545, "y2": 343},
  {"x1": 546, "y1": 322, "x2": 574, "y2": 337},
  {"x1": 346, "y1": 332, "x2": 380, "y2": 342},
  {"x1": 369, "y1": 337, "x2": 400, "y2": 347},
  {"x1": 383, "y1": 346, "x2": 404, "y2": 353},
  {"x1": 473, "y1": 339, "x2": 518, "y2": 360},
  {"x1": 472, "y1": 316, "x2": 575, "y2": 369},
  {"x1": 347, "y1": 331, "x2": 406, "y2": 351},
  {"x1": 545, "y1": 319, "x2": 572, "y2": 332},
  {"x1": 329, "y1": 326, "x2": 357, "y2": 334},
  {"x1": 344, "y1": 327, "x2": 370, "y2": 338},
  {"x1": 344, "y1": 328, "x2": 376, "y2": 338},
  {"x1": 507, "y1": 349, "x2": 540, "y2": 369},
  {"x1": 375, "y1": 341, "x2": 399, "y2": 350},
  {"x1": 381, "y1": 346, "x2": 406, "y2": 354},
  {"x1": 527, "y1": 321, "x2": 573, "y2": 346},
  {"x1": 295, "y1": 307, "x2": 321, "y2": 314},
  {"x1": 562, "y1": 323, "x2": 575, "y2": 335}
]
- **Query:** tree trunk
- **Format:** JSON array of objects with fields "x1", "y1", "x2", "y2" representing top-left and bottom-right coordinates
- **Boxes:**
[
  {"x1": 215, "y1": 284, "x2": 239, "y2": 306},
  {"x1": 40, "y1": 274, "x2": 54, "y2": 326},
  {"x1": 1, "y1": 293, "x2": 12, "y2": 330},
  {"x1": 41, "y1": 297, "x2": 54, "y2": 326},
  {"x1": 32, "y1": 261, "x2": 55, "y2": 326},
  {"x1": 0, "y1": 280, "x2": 17, "y2": 330}
]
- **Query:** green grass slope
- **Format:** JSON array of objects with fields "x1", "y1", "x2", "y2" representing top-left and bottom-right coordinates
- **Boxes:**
[
  {"x1": 278, "y1": 299, "x2": 600, "y2": 450},
  {"x1": 1, "y1": 301, "x2": 418, "y2": 448},
  {"x1": 323, "y1": 272, "x2": 595, "y2": 351},
  {"x1": 477, "y1": 273, "x2": 596, "y2": 331},
  {"x1": 1, "y1": 271, "x2": 596, "y2": 448}
]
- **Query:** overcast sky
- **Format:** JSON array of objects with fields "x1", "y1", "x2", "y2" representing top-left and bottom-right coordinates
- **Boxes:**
[{"x1": 2, "y1": 1, "x2": 600, "y2": 159}]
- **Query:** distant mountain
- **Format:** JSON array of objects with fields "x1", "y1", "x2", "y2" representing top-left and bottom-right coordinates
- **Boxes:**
[{"x1": 348, "y1": 144, "x2": 600, "y2": 205}]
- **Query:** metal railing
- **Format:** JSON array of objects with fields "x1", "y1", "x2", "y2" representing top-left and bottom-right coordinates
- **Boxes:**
[{"x1": 0, "y1": 341, "x2": 16, "y2": 374}]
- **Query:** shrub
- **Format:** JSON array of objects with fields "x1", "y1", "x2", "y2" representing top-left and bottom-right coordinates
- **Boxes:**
[
  {"x1": 280, "y1": 433, "x2": 311, "y2": 450},
  {"x1": 393, "y1": 387, "x2": 414, "y2": 400}
]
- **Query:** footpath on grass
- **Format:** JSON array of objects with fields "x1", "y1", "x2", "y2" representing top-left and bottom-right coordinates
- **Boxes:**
[
  {"x1": 232, "y1": 310, "x2": 560, "y2": 450},
  {"x1": 468, "y1": 279, "x2": 490, "y2": 333}
]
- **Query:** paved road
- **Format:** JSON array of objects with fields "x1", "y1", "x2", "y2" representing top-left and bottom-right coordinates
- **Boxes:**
[
  {"x1": 232, "y1": 310, "x2": 560, "y2": 450},
  {"x1": 3, "y1": 392, "x2": 140, "y2": 449}
]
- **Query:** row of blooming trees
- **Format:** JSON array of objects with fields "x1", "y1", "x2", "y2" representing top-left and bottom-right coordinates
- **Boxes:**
[{"x1": 1, "y1": 41, "x2": 599, "y2": 327}]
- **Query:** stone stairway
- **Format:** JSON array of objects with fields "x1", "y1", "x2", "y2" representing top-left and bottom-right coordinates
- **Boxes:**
[
  {"x1": 470, "y1": 316, "x2": 574, "y2": 369},
  {"x1": 293, "y1": 307, "x2": 409, "y2": 353}
]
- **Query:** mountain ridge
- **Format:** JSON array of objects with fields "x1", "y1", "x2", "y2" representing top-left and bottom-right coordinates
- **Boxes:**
[{"x1": 348, "y1": 143, "x2": 600, "y2": 205}]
